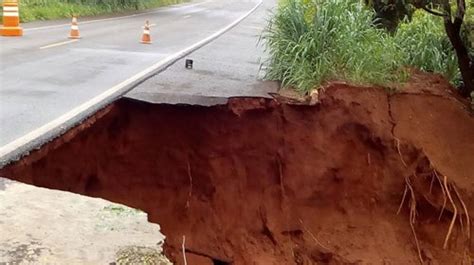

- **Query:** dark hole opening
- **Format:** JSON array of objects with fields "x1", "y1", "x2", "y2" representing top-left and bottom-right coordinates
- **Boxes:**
[{"x1": 213, "y1": 259, "x2": 231, "y2": 265}]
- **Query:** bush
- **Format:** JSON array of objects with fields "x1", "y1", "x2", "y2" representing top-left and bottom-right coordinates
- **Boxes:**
[
  {"x1": 263, "y1": 0, "x2": 465, "y2": 93},
  {"x1": 263, "y1": 0, "x2": 405, "y2": 93},
  {"x1": 394, "y1": 11, "x2": 460, "y2": 85}
]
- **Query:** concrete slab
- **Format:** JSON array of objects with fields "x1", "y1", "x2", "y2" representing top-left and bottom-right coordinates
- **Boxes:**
[{"x1": 0, "y1": 178, "x2": 171, "y2": 265}]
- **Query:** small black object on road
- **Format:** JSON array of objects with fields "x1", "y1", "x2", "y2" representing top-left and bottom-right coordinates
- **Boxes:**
[{"x1": 185, "y1": 59, "x2": 193, "y2": 69}]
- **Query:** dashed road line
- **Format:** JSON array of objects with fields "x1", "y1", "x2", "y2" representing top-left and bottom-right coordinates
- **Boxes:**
[{"x1": 39, "y1": 39, "x2": 78, "y2": 50}]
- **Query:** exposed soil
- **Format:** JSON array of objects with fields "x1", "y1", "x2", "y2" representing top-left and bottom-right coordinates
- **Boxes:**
[{"x1": 1, "y1": 72, "x2": 474, "y2": 264}]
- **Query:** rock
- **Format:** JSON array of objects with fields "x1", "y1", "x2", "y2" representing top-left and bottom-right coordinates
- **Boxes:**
[
  {"x1": 0, "y1": 178, "x2": 171, "y2": 264},
  {"x1": 308, "y1": 89, "x2": 320, "y2": 106}
]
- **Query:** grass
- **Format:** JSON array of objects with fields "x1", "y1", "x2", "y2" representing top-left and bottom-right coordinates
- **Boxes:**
[
  {"x1": 263, "y1": 0, "x2": 466, "y2": 93},
  {"x1": 263, "y1": 0, "x2": 405, "y2": 93},
  {"x1": 0, "y1": 0, "x2": 187, "y2": 23},
  {"x1": 102, "y1": 205, "x2": 141, "y2": 216},
  {"x1": 394, "y1": 10, "x2": 461, "y2": 86}
]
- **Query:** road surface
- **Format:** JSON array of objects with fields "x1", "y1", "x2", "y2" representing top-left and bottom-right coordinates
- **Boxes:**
[
  {"x1": 126, "y1": 0, "x2": 277, "y2": 105},
  {"x1": 0, "y1": 0, "x2": 262, "y2": 165}
]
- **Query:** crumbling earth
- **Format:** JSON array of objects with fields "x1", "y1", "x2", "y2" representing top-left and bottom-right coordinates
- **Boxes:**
[{"x1": 1, "y1": 72, "x2": 473, "y2": 264}]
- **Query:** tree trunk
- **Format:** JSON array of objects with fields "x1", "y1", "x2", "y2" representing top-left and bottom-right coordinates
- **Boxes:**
[{"x1": 444, "y1": 12, "x2": 474, "y2": 97}]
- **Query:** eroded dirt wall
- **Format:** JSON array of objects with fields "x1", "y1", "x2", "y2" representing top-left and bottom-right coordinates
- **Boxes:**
[{"x1": 2, "y1": 74, "x2": 474, "y2": 264}]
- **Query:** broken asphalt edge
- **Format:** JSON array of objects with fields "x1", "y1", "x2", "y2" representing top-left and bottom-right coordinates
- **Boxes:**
[{"x1": 0, "y1": 0, "x2": 263, "y2": 168}]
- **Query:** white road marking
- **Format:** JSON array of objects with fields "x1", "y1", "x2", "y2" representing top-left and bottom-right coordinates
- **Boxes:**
[
  {"x1": 183, "y1": 15, "x2": 192, "y2": 19},
  {"x1": 0, "y1": 0, "x2": 263, "y2": 161},
  {"x1": 24, "y1": 0, "x2": 212, "y2": 32},
  {"x1": 39, "y1": 39, "x2": 78, "y2": 50}
]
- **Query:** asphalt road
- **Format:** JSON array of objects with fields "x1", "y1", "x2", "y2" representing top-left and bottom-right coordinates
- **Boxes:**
[
  {"x1": 126, "y1": 0, "x2": 278, "y2": 105},
  {"x1": 0, "y1": 0, "x2": 262, "y2": 163}
]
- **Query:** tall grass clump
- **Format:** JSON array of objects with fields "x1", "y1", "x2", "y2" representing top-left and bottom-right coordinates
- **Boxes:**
[
  {"x1": 394, "y1": 11, "x2": 461, "y2": 85},
  {"x1": 263, "y1": 0, "x2": 471, "y2": 92},
  {"x1": 263, "y1": 0, "x2": 405, "y2": 93}
]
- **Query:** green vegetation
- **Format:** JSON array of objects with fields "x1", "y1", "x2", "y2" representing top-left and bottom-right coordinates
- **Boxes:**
[
  {"x1": 0, "y1": 0, "x2": 186, "y2": 23},
  {"x1": 264, "y1": 0, "x2": 404, "y2": 93},
  {"x1": 264, "y1": 0, "x2": 471, "y2": 94},
  {"x1": 394, "y1": 11, "x2": 461, "y2": 85},
  {"x1": 368, "y1": 0, "x2": 473, "y2": 96},
  {"x1": 102, "y1": 205, "x2": 141, "y2": 216}
]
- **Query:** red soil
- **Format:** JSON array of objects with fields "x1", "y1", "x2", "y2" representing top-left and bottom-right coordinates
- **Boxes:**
[{"x1": 1, "y1": 72, "x2": 473, "y2": 264}]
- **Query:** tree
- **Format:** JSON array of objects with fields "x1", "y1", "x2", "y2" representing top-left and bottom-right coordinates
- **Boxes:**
[
  {"x1": 419, "y1": 0, "x2": 473, "y2": 97},
  {"x1": 365, "y1": 0, "x2": 413, "y2": 32}
]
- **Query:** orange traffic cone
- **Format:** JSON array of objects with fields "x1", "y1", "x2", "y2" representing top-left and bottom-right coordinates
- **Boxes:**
[
  {"x1": 141, "y1": 20, "x2": 152, "y2": 44},
  {"x1": 69, "y1": 16, "x2": 80, "y2": 39},
  {"x1": 0, "y1": 0, "x2": 23, "y2": 36}
]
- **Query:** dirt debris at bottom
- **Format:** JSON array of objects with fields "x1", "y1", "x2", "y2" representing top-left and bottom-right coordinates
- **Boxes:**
[{"x1": 1, "y1": 72, "x2": 474, "y2": 264}]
